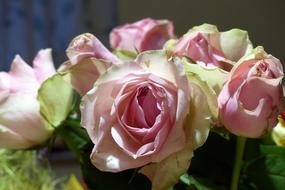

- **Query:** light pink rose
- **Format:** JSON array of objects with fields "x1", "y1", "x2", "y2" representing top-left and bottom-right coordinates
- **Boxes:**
[
  {"x1": 110, "y1": 18, "x2": 174, "y2": 52},
  {"x1": 59, "y1": 33, "x2": 120, "y2": 96},
  {"x1": 0, "y1": 49, "x2": 56, "y2": 149},
  {"x1": 80, "y1": 50, "x2": 210, "y2": 189},
  {"x1": 172, "y1": 24, "x2": 253, "y2": 71},
  {"x1": 218, "y1": 47, "x2": 284, "y2": 138}
]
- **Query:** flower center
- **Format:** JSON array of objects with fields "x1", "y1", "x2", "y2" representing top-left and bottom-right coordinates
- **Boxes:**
[{"x1": 137, "y1": 86, "x2": 160, "y2": 126}]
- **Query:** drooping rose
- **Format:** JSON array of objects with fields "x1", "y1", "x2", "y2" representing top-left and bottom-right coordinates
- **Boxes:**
[
  {"x1": 110, "y1": 18, "x2": 174, "y2": 53},
  {"x1": 0, "y1": 49, "x2": 55, "y2": 149},
  {"x1": 59, "y1": 33, "x2": 120, "y2": 96},
  {"x1": 171, "y1": 24, "x2": 253, "y2": 71},
  {"x1": 218, "y1": 47, "x2": 284, "y2": 138},
  {"x1": 80, "y1": 50, "x2": 210, "y2": 190}
]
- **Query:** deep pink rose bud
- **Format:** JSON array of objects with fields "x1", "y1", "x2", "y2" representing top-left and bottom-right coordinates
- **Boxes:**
[
  {"x1": 218, "y1": 47, "x2": 284, "y2": 138},
  {"x1": 110, "y1": 18, "x2": 174, "y2": 52}
]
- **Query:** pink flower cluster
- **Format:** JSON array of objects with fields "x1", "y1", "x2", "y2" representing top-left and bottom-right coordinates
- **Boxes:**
[{"x1": 0, "y1": 18, "x2": 283, "y2": 190}]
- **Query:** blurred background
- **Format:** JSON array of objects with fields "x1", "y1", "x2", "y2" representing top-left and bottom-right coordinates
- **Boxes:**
[{"x1": 0, "y1": 0, "x2": 285, "y2": 71}]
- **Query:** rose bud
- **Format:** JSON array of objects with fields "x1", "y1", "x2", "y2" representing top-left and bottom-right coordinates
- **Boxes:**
[
  {"x1": 218, "y1": 47, "x2": 284, "y2": 138},
  {"x1": 0, "y1": 49, "x2": 55, "y2": 149},
  {"x1": 171, "y1": 24, "x2": 253, "y2": 71},
  {"x1": 110, "y1": 18, "x2": 174, "y2": 52}
]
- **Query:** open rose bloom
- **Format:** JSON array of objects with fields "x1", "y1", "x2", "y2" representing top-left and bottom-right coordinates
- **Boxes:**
[{"x1": 79, "y1": 50, "x2": 211, "y2": 189}]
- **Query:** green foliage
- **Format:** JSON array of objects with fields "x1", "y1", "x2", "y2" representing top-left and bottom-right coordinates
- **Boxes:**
[
  {"x1": 0, "y1": 149, "x2": 63, "y2": 190},
  {"x1": 57, "y1": 119, "x2": 91, "y2": 163},
  {"x1": 172, "y1": 132, "x2": 285, "y2": 190},
  {"x1": 242, "y1": 143, "x2": 285, "y2": 190}
]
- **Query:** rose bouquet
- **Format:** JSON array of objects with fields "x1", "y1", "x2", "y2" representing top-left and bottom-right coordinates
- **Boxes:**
[{"x1": 1, "y1": 18, "x2": 285, "y2": 190}]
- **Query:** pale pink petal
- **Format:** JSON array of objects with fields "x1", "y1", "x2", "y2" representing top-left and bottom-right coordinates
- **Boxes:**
[
  {"x1": 0, "y1": 124, "x2": 34, "y2": 149},
  {"x1": 9, "y1": 55, "x2": 39, "y2": 93},
  {"x1": 33, "y1": 48, "x2": 56, "y2": 83},
  {"x1": 139, "y1": 20, "x2": 174, "y2": 51},
  {"x1": 67, "y1": 33, "x2": 120, "y2": 65},
  {"x1": 90, "y1": 132, "x2": 152, "y2": 172},
  {"x1": 110, "y1": 26, "x2": 141, "y2": 52},
  {"x1": 61, "y1": 58, "x2": 111, "y2": 96},
  {"x1": 110, "y1": 18, "x2": 174, "y2": 52},
  {"x1": 0, "y1": 93, "x2": 53, "y2": 146},
  {"x1": 0, "y1": 72, "x2": 10, "y2": 102}
]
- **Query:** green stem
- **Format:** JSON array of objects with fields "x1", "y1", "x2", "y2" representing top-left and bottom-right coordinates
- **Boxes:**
[{"x1": 230, "y1": 136, "x2": 247, "y2": 190}]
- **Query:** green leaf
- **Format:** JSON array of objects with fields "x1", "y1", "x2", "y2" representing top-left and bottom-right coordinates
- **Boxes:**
[
  {"x1": 260, "y1": 144, "x2": 285, "y2": 157},
  {"x1": 38, "y1": 74, "x2": 73, "y2": 127},
  {"x1": 57, "y1": 119, "x2": 91, "y2": 162},
  {"x1": 245, "y1": 155, "x2": 285, "y2": 190}
]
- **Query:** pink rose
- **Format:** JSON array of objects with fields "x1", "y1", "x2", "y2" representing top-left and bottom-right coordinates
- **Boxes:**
[
  {"x1": 0, "y1": 49, "x2": 56, "y2": 149},
  {"x1": 172, "y1": 24, "x2": 253, "y2": 71},
  {"x1": 218, "y1": 47, "x2": 284, "y2": 137},
  {"x1": 110, "y1": 18, "x2": 174, "y2": 52},
  {"x1": 80, "y1": 51, "x2": 210, "y2": 189},
  {"x1": 59, "y1": 33, "x2": 120, "y2": 96}
]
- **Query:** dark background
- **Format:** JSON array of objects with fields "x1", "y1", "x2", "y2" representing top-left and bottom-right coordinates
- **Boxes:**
[{"x1": 0, "y1": 0, "x2": 284, "y2": 70}]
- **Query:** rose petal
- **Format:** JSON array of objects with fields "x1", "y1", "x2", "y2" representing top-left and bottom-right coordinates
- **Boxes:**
[
  {"x1": 140, "y1": 80, "x2": 211, "y2": 190},
  {"x1": 9, "y1": 55, "x2": 39, "y2": 93},
  {"x1": 60, "y1": 58, "x2": 111, "y2": 96},
  {"x1": 66, "y1": 33, "x2": 120, "y2": 65},
  {"x1": 0, "y1": 72, "x2": 10, "y2": 102},
  {"x1": 33, "y1": 48, "x2": 56, "y2": 83},
  {"x1": 0, "y1": 93, "x2": 53, "y2": 147},
  {"x1": 0, "y1": 124, "x2": 34, "y2": 149}
]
